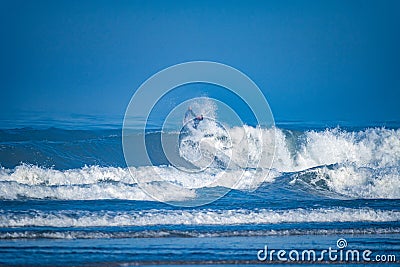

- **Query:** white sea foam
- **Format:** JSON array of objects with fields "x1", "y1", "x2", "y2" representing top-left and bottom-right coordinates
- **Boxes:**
[
  {"x1": 291, "y1": 164, "x2": 400, "y2": 199},
  {"x1": 0, "y1": 165, "x2": 198, "y2": 201},
  {"x1": 0, "y1": 180, "x2": 197, "y2": 201},
  {"x1": 0, "y1": 165, "x2": 134, "y2": 186},
  {"x1": 189, "y1": 123, "x2": 400, "y2": 174},
  {"x1": 147, "y1": 98, "x2": 399, "y2": 175},
  {"x1": 228, "y1": 126, "x2": 400, "y2": 172},
  {"x1": 1, "y1": 227, "x2": 399, "y2": 239},
  {"x1": 0, "y1": 164, "x2": 281, "y2": 200},
  {"x1": 290, "y1": 127, "x2": 400, "y2": 171},
  {"x1": 0, "y1": 208, "x2": 398, "y2": 228},
  {"x1": 229, "y1": 126, "x2": 400, "y2": 198}
]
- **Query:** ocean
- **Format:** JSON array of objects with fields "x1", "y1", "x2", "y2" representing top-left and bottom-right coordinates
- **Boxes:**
[{"x1": 0, "y1": 113, "x2": 399, "y2": 266}]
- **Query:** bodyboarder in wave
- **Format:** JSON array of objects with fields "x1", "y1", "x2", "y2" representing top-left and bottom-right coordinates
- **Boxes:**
[{"x1": 183, "y1": 106, "x2": 203, "y2": 129}]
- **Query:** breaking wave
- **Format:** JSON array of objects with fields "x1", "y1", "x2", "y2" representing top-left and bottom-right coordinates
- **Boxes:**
[
  {"x1": 0, "y1": 207, "x2": 398, "y2": 228},
  {"x1": 0, "y1": 125, "x2": 399, "y2": 200}
]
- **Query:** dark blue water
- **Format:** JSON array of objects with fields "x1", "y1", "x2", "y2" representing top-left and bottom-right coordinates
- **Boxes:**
[{"x1": 0, "y1": 116, "x2": 399, "y2": 266}]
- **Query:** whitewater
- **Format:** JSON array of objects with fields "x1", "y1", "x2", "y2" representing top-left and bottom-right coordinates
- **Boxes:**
[
  {"x1": 1, "y1": 126, "x2": 399, "y2": 200},
  {"x1": 0, "y1": 117, "x2": 399, "y2": 265}
]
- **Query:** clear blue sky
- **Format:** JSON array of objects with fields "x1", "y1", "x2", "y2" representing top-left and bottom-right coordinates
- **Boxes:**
[{"x1": 1, "y1": 0, "x2": 399, "y2": 124}]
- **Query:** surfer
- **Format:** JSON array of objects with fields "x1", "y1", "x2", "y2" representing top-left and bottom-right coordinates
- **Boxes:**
[{"x1": 184, "y1": 106, "x2": 203, "y2": 129}]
